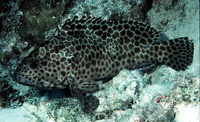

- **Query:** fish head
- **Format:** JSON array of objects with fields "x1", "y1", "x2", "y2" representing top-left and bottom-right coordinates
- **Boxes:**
[
  {"x1": 14, "y1": 41, "x2": 68, "y2": 89},
  {"x1": 14, "y1": 53, "x2": 42, "y2": 87}
]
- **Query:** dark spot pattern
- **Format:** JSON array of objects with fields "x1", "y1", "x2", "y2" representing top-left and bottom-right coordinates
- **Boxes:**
[{"x1": 14, "y1": 15, "x2": 194, "y2": 113}]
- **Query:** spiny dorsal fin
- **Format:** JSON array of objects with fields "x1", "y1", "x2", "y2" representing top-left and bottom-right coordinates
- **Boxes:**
[{"x1": 58, "y1": 15, "x2": 161, "y2": 45}]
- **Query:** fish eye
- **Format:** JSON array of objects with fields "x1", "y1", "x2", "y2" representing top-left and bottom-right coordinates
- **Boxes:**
[{"x1": 29, "y1": 60, "x2": 39, "y2": 69}]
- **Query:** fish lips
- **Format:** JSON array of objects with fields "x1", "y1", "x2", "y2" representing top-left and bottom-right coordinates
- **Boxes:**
[{"x1": 13, "y1": 68, "x2": 29, "y2": 86}]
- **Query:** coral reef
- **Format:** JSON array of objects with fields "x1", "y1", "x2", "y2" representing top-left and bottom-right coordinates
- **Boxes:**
[
  {"x1": 18, "y1": 0, "x2": 67, "y2": 45},
  {"x1": 0, "y1": 0, "x2": 199, "y2": 121}
]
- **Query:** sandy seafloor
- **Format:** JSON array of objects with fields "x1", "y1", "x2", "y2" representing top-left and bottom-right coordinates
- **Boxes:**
[{"x1": 0, "y1": 0, "x2": 199, "y2": 122}]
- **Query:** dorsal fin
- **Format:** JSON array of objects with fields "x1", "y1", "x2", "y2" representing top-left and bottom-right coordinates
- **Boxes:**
[{"x1": 58, "y1": 15, "x2": 161, "y2": 45}]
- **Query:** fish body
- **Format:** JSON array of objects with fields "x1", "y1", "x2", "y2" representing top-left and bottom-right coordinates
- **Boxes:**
[{"x1": 14, "y1": 15, "x2": 194, "y2": 113}]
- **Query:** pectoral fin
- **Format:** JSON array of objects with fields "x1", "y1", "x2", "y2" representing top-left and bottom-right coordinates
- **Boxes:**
[{"x1": 77, "y1": 80, "x2": 100, "y2": 93}]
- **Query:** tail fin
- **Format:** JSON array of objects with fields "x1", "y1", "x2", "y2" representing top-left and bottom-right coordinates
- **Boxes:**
[{"x1": 156, "y1": 37, "x2": 194, "y2": 71}]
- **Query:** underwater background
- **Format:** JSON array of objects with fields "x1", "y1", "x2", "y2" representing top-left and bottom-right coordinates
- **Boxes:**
[{"x1": 0, "y1": 0, "x2": 199, "y2": 121}]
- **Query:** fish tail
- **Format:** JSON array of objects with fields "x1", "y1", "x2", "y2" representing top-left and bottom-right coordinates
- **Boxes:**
[{"x1": 155, "y1": 37, "x2": 194, "y2": 71}]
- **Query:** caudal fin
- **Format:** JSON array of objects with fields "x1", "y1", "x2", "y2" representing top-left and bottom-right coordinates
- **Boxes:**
[{"x1": 156, "y1": 37, "x2": 194, "y2": 71}]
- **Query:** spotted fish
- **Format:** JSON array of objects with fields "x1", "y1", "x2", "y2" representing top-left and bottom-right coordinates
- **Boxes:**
[{"x1": 14, "y1": 15, "x2": 194, "y2": 113}]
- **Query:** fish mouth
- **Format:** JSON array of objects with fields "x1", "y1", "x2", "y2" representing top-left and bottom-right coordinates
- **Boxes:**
[
  {"x1": 13, "y1": 68, "x2": 28, "y2": 85},
  {"x1": 13, "y1": 72, "x2": 22, "y2": 84},
  {"x1": 13, "y1": 74, "x2": 31, "y2": 86},
  {"x1": 13, "y1": 69, "x2": 19, "y2": 82}
]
